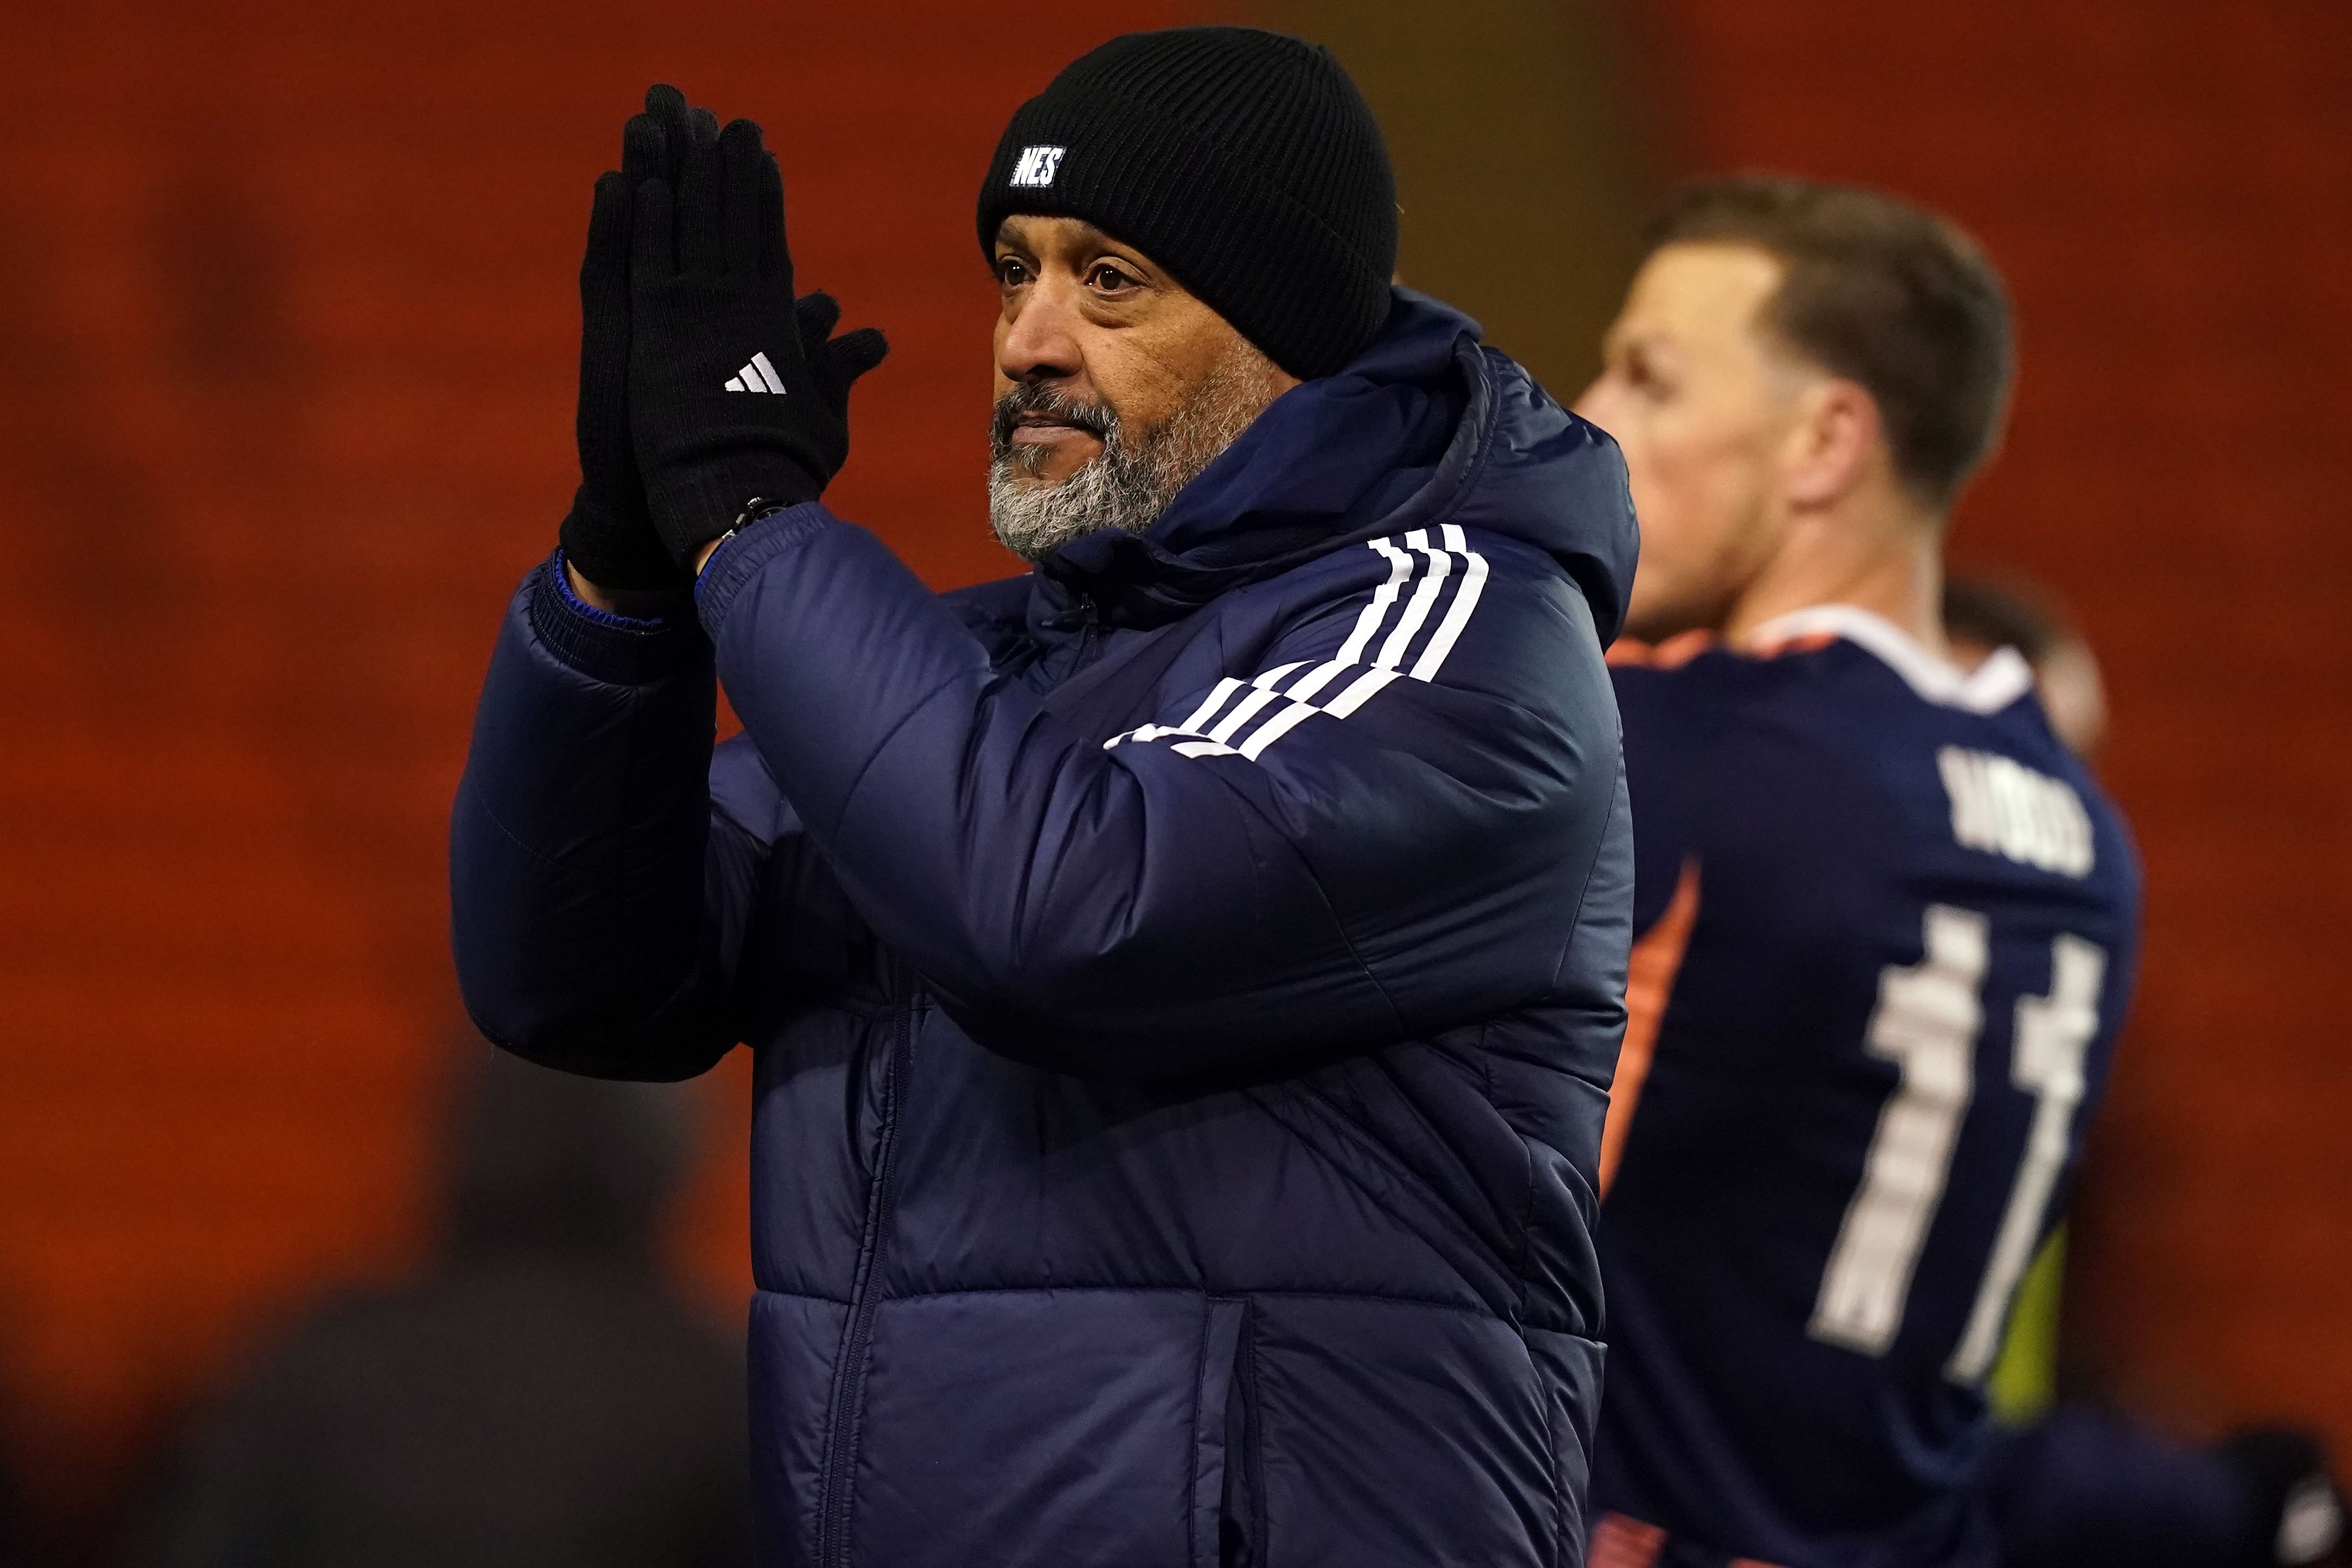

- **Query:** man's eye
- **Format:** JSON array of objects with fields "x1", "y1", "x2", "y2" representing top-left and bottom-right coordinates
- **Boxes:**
[
  {"x1": 997, "y1": 259, "x2": 1029, "y2": 287},
  {"x1": 1626, "y1": 356, "x2": 1671, "y2": 400},
  {"x1": 1088, "y1": 264, "x2": 1133, "y2": 291}
]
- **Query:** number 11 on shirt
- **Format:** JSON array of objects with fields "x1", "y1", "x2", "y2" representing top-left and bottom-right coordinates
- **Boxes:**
[{"x1": 1809, "y1": 904, "x2": 2106, "y2": 1384}]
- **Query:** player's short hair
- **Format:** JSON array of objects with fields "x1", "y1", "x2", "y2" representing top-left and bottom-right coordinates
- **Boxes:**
[{"x1": 1644, "y1": 174, "x2": 2014, "y2": 510}]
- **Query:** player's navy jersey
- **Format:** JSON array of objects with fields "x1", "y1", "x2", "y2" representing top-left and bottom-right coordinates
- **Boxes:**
[{"x1": 1590, "y1": 605, "x2": 2142, "y2": 1568}]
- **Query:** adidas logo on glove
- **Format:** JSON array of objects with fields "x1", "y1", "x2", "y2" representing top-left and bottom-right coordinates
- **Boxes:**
[{"x1": 724, "y1": 352, "x2": 787, "y2": 394}]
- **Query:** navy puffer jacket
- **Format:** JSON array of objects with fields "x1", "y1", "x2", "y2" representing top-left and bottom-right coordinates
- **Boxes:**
[{"x1": 452, "y1": 291, "x2": 1638, "y2": 1567}]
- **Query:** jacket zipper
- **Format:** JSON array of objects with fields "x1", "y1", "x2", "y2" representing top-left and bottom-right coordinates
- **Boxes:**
[
  {"x1": 815, "y1": 994, "x2": 916, "y2": 1567},
  {"x1": 1075, "y1": 591, "x2": 1102, "y2": 670}
]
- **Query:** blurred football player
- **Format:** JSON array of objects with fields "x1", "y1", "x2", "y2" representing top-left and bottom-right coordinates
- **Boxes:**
[
  {"x1": 1943, "y1": 576, "x2": 2348, "y2": 1568},
  {"x1": 1574, "y1": 175, "x2": 2144, "y2": 1567}
]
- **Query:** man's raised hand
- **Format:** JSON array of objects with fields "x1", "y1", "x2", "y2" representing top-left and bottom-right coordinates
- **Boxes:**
[
  {"x1": 625, "y1": 105, "x2": 889, "y2": 573},
  {"x1": 556, "y1": 85, "x2": 718, "y2": 593}
]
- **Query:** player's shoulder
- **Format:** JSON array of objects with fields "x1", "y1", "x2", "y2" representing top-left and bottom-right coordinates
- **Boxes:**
[
  {"x1": 1250, "y1": 520, "x2": 1610, "y2": 696},
  {"x1": 1606, "y1": 627, "x2": 1804, "y2": 746},
  {"x1": 1935, "y1": 696, "x2": 2140, "y2": 902},
  {"x1": 1606, "y1": 607, "x2": 2055, "y2": 820},
  {"x1": 1740, "y1": 607, "x2": 2140, "y2": 896},
  {"x1": 1607, "y1": 629, "x2": 1744, "y2": 689},
  {"x1": 1611, "y1": 607, "x2": 2031, "y2": 751},
  {"x1": 1273, "y1": 519, "x2": 1582, "y2": 608}
]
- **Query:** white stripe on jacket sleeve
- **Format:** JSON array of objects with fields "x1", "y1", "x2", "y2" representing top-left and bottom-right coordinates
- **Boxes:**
[{"x1": 1104, "y1": 526, "x2": 1490, "y2": 764}]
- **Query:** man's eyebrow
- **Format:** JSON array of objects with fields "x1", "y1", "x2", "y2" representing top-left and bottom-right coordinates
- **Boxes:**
[{"x1": 993, "y1": 217, "x2": 1158, "y2": 275}]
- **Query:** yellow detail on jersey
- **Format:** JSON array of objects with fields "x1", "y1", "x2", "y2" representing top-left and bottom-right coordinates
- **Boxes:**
[{"x1": 1988, "y1": 1226, "x2": 2065, "y2": 1425}]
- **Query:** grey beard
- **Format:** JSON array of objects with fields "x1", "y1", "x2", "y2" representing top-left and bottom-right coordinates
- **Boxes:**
[{"x1": 987, "y1": 355, "x2": 1282, "y2": 562}]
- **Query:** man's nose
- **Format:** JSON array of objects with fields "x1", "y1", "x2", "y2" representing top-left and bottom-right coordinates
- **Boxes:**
[{"x1": 998, "y1": 280, "x2": 1085, "y2": 385}]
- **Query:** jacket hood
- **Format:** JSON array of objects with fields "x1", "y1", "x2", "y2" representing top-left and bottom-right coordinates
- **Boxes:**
[{"x1": 1033, "y1": 287, "x2": 1638, "y2": 644}]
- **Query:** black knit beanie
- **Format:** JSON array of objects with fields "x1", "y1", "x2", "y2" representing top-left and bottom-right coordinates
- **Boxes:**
[{"x1": 977, "y1": 27, "x2": 1398, "y2": 381}]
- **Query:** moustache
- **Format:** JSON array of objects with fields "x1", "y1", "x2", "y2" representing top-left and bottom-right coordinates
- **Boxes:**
[{"x1": 991, "y1": 382, "x2": 1118, "y2": 456}]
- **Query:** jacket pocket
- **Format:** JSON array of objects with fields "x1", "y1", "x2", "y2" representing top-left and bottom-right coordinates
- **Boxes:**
[
  {"x1": 847, "y1": 1289, "x2": 1235, "y2": 1568},
  {"x1": 1194, "y1": 1297, "x2": 1263, "y2": 1568}
]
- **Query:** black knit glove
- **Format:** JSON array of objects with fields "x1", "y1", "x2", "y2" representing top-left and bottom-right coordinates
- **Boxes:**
[
  {"x1": 627, "y1": 111, "x2": 888, "y2": 569},
  {"x1": 557, "y1": 87, "x2": 716, "y2": 591}
]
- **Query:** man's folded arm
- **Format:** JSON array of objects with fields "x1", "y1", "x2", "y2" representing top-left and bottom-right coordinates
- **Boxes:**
[
  {"x1": 700, "y1": 507, "x2": 1623, "y2": 1083},
  {"x1": 450, "y1": 554, "x2": 756, "y2": 1080}
]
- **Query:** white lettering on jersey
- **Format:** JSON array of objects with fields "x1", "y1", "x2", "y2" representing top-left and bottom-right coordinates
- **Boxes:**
[
  {"x1": 1938, "y1": 746, "x2": 2095, "y2": 877},
  {"x1": 1009, "y1": 145, "x2": 1067, "y2": 187}
]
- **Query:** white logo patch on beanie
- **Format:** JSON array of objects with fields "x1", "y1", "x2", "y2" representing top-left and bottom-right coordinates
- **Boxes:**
[{"x1": 1009, "y1": 145, "x2": 1067, "y2": 187}]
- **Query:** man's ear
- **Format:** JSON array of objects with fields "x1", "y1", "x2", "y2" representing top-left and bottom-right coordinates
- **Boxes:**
[{"x1": 1784, "y1": 378, "x2": 1884, "y2": 508}]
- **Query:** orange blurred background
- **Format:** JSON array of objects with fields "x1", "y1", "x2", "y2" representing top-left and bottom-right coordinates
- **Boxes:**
[{"x1": 1, "y1": 0, "x2": 2345, "y2": 1554}]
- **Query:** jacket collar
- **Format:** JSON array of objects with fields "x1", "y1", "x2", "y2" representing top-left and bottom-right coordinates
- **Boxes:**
[
  {"x1": 1749, "y1": 603, "x2": 2036, "y2": 713},
  {"x1": 1030, "y1": 291, "x2": 1492, "y2": 633}
]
